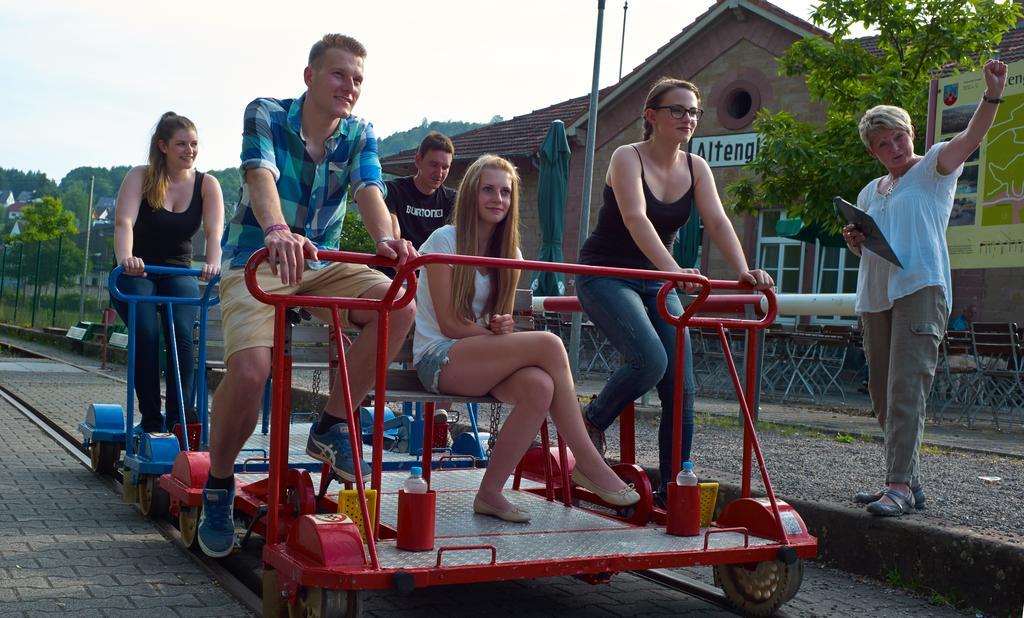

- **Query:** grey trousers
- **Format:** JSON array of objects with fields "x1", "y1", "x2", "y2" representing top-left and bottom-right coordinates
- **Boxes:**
[{"x1": 861, "y1": 286, "x2": 947, "y2": 485}]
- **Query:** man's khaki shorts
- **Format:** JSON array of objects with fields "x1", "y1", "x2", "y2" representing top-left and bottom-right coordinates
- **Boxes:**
[{"x1": 219, "y1": 261, "x2": 392, "y2": 362}]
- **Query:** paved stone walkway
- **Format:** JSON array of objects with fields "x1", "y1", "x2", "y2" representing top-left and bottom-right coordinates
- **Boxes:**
[{"x1": 0, "y1": 396, "x2": 252, "y2": 617}]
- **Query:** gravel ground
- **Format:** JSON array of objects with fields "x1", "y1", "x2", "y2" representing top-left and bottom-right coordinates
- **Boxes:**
[
  {"x1": 456, "y1": 402, "x2": 1024, "y2": 546},
  {"x1": 622, "y1": 413, "x2": 1024, "y2": 545}
]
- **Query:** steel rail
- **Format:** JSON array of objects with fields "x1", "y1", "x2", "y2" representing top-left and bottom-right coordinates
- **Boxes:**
[
  {"x1": 0, "y1": 348, "x2": 262, "y2": 615},
  {"x1": 1, "y1": 340, "x2": 792, "y2": 616}
]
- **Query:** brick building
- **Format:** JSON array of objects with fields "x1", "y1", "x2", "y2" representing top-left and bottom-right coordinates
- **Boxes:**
[{"x1": 381, "y1": 0, "x2": 1024, "y2": 324}]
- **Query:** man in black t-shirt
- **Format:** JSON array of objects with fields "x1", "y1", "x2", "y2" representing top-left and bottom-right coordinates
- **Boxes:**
[
  {"x1": 384, "y1": 132, "x2": 457, "y2": 430},
  {"x1": 384, "y1": 131, "x2": 456, "y2": 250}
]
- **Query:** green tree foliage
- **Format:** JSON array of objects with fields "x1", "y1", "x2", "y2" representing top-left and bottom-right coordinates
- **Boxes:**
[
  {"x1": 57, "y1": 166, "x2": 131, "y2": 231},
  {"x1": 0, "y1": 167, "x2": 58, "y2": 198},
  {"x1": 2, "y1": 197, "x2": 84, "y2": 287},
  {"x1": 338, "y1": 209, "x2": 375, "y2": 254},
  {"x1": 377, "y1": 119, "x2": 489, "y2": 157},
  {"x1": 207, "y1": 167, "x2": 243, "y2": 211},
  {"x1": 728, "y1": 0, "x2": 1021, "y2": 229},
  {"x1": 59, "y1": 166, "x2": 130, "y2": 202},
  {"x1": 7, "y1": 196, "x2": 77, "y2": 243}
]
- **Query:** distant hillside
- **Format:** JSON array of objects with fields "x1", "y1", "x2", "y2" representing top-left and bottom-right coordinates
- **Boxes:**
[
  {"x1": 2, "y1": 117, "x2": 495, "y2": 221},
  {"x1": 377, "y1": 118, "x2": 497, "y2": 157}
]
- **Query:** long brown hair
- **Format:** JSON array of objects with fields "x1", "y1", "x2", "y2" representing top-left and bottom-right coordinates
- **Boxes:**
[
  {"x1": 642, "y1": 77, "x2": 700, "y2": 140},
  {"x1": 450, "y1": 155, "x2": 521, "y2": 323},
  {"x1": 142, "y1": 112, "x2": 197, "y2": 210}
]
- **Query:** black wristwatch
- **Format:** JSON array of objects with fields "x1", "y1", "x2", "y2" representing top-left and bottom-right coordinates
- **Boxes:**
[{"x1": 982, "y1": 93, "x2": 1004, "y2": 104}]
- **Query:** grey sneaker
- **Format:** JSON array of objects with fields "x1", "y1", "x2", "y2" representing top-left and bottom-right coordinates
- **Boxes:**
[
  {"x1": 854, "y1": 485, "x2": 926, "y2": 510},
  {"x1": 306, "y1": 423, "x2": 371, "y2": 483}
]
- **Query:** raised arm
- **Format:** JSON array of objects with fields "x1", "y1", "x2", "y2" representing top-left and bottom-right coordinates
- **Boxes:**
[
  {"x1": 200, "y1": 173, "x2": 225, "y2": 281},
  {"x1": 691, "y1": 156, "x2": 773, "y2": 289},
  {"x1": 607, "y1": 146, "x2": 680, "y2": 274},
  {"x1": 113, "y1": 166, "x2": 146, "y2": 276},
  {"x1": 938, "y1": 59, "x2": 1008, "y2": 175}
]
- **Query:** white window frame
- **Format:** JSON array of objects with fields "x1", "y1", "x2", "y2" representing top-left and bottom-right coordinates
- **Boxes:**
[
  {"x1": 756, "y1": 210, "x2": 805, "y2": 325},
  {"x1": 811, "y1": 243, "x2": 859, "y2": 325}
]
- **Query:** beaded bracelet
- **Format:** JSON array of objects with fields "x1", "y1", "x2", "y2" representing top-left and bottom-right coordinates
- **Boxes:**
[{"x1": 264, "y1": 223, "x2": 290, "y2": 236}]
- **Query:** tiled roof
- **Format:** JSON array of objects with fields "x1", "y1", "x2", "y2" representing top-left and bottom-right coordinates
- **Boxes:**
[
  {"x1": 380, "y1": 91, "x2": 604, "y2": 172},
  {"x1": 382, "y1": 1, "x2": 1021, "y2": 173},
  {"x1": 379, "y1": 0, "x2": 826, "y2": 173}
]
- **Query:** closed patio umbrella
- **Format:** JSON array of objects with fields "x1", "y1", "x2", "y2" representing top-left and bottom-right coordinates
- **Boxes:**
[
  {"x1": 673, "y1": 210, "x2": 702, "y2": 268},
  {"x1": 530, "y1": 120, "x2": 571, "y2": 296}
]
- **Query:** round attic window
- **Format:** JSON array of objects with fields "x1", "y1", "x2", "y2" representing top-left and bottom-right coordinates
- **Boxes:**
[
  {"x1": 717, "y1": 80, "x2": 762, "y2": 130},
  {"x1": 727, "y1": 90, "x2": 753, "y2": 119}
]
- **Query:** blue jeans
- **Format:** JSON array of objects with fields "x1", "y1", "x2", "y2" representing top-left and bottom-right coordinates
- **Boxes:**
[
  {"x1": 577, "y1": 275, "x2": 695, "y2": 493},
  {"x1": 111, "y1": 273, "x2": 199, "y2": 432}
]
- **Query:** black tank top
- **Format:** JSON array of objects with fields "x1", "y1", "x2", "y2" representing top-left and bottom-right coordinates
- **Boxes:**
[
  {"x1": 133, "y1": 171, "x2": 205, "y2": 268},
  {"x1": 579, "y1": 147, "x2": 694, "y2": 270}
]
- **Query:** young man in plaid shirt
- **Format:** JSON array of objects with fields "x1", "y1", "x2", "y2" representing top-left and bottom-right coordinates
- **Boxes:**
[{"x1": 198, "y1": 33, "x2": 416, "y2": 558}]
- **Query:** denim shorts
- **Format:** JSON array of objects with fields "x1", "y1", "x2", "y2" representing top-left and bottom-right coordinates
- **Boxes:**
[{"x1": 415, "y1": 340, "x2": 457, "y2": 394}]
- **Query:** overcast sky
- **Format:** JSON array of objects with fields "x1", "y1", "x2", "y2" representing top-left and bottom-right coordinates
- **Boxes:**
[{"x1": 1, "y1": 0, "x2": 827, "y2": 181}]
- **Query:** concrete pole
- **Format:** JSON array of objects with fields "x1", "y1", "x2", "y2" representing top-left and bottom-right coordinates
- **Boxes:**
[
  {"x1": 78, "y1": 176, "x2": 94, "y2": 323},
  {"x1": 569, "y1": 0, "x2": 606, "y2": 379}
]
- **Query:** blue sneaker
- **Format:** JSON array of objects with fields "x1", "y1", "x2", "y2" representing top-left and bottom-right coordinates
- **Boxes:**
[
  {"x1": 197, "y1": 484, "x2": 235, "y2": 558},
  {"x1": 306, "y1": 423, "x2": 370, "y2": 483}
]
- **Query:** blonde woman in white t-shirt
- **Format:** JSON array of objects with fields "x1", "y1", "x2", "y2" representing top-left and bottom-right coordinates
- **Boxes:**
[
  {"x1": 413, "y1": 154, "x2": 640, "y2": 523},
  {"x1": 843, "y1": 59, "x2": 1007, "y2": 517}
]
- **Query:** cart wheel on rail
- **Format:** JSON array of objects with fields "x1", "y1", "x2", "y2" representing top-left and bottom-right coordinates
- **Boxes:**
[
  {"x1": 122, "y1": 469, "x2": 139, "y2": 504},
  {"x1": 714, "y1": 558, "x2": 804, "y2": 617},
  {"x1": 262, "y1": 569, "x2": 288, "y2": 617},
  {"x1": 138, "y1": 475, "x2": 170, "y2": 519},
  {"x1": 89, "y1": 441, "x2": 120, "y2": 475},
  {"x1": 179, "y1": 506, "x2": 200, "y2": 548},
  {"x1": 288, "y1": 587, "x2": 363, "y2": 618}
]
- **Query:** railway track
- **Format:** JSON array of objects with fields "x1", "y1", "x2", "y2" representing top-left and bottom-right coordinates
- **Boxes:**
[{"x1": 0, "y1": 339, "x2": 766, "y2": 617}]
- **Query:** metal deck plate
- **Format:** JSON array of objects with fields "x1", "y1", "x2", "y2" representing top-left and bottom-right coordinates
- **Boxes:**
[{"x1": 368, "y1": 468, "x2": 774, "y2": 569}]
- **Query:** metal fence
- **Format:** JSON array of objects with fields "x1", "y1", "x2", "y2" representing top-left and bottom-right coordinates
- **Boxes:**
[{"x1": 0, "y1": 224, "x2": 116, "y2": 329}]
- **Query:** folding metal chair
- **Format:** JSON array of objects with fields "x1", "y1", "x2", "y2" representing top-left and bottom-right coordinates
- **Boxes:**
[
  {"x1": 930, "y1": 329, "x2": 979, "y2": 425},
  {"x1": 968, "y1": 322, "x2": 1023, "y2": 429}
]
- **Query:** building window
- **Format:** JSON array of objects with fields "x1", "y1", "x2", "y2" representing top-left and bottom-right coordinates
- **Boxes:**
[
  {"x1": 757, "y1": 210, "x2": 804, "y2": 324},
  {"x1": 717, "y1": 79, "x2": 762, "y2": 130},
  {"x1": 813, "y1": 245, "x2": 859, "y2": 323}
]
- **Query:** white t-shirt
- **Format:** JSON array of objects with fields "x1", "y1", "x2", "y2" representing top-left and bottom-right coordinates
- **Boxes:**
[
  {"x1": 854, "y1": 142, "x2": 962, "y2": 314},
  {"x1": 412, "y1": 225, "x2": 492, "y2": 365}
]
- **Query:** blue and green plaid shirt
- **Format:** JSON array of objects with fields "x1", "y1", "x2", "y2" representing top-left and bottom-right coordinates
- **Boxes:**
[{"x1": 223, "y1": 94, "x2": 386, "y2": 267}]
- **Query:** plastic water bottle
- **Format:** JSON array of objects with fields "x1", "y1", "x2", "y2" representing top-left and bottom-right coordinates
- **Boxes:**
[
  {"x1": 404, "y1": 466, "x2": 428, "y2": 494},
  {"x1": 676, "y1": 461, "x2": 698, "y2": 486}
]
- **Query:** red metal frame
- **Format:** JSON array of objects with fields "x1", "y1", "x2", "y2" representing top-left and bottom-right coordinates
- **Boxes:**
[{"x1": 240, "y1": 248, "x2": 814, "y2": 595}]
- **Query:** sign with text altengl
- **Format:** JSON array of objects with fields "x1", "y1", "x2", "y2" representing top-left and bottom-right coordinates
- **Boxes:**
[
  {"x1": 689, "y1": 133, "x2": 761, "y2": 168},
  {"x1": 933, "y1": 60, "x2": 1024, "y2": 269}
]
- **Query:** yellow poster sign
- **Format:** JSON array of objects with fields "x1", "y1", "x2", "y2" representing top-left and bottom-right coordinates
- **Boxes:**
[{"x1": 934, "y1": 60, "x2": 1024, "y2": 269}]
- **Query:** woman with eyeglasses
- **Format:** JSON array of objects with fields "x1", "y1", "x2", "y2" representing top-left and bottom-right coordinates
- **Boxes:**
[{"x1": 576, "y1": 77, "x2": 773, "y2": 506}]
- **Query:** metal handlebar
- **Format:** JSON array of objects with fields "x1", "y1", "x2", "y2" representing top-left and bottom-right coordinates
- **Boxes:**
[
  {"x1": 108, "y1": 265, "x2": 220, "y2": 306},
  {"x1": 394, "y1": 252, "x2": 712, "y2": 324},
  {"x1": 243, "y1": 248, "x2": 416, "y2": 311},
  {"x1": 678, "y1": 282, "x2": 778, "y2": 329}
]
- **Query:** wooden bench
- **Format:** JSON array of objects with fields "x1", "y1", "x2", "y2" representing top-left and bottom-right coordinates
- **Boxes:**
[{"x1": 201, "y1": 289, "x2": 535, "y2": 454}]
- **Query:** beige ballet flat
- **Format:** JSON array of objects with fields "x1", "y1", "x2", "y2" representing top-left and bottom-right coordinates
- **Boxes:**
[
  {"x1": 571, "y1": 469, "x2": 640, "y2": 506},
  {"x1": 473, "y1": 496, "x2": 531, "y2": 523}
]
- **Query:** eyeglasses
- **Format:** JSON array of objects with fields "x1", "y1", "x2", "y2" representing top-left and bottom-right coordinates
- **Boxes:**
[{"x1": 650, "y1": 105, "x2": 704, "y2": 121}]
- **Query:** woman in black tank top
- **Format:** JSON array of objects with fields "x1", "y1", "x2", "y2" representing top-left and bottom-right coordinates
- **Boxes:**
[
  {"x1": 110, "y1": 112, "x2": 225, "y2": 433},
  {"x1": 577, "y1": 79, "x2": 773, "y2": 503}
]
